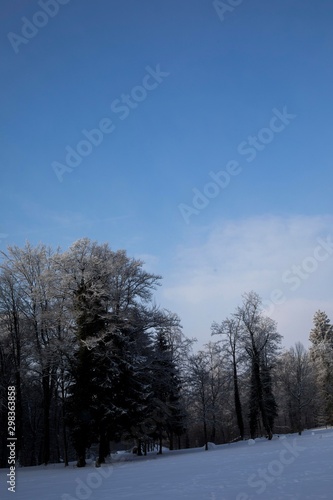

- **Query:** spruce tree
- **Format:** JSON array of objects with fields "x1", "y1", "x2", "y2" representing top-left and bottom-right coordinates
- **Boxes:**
[
  {"x1": 150, "y1": 329, "x2": 186, "y2": 453},
  {"x1": 309, "y1": 310, "x2": 333, "y2": 426}
]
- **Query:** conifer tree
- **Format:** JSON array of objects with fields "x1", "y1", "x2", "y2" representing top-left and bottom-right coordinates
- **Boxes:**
[
  {"x1": 309, "y1": 310, "x2": 333, "y2": 426},
  {"x1": 150, "y1": 329, "x2": 185, "y2": 453}
]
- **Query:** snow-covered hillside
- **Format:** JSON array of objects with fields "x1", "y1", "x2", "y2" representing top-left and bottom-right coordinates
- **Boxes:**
[{"x1": 1, "y1": 429, "x2": 332, "y2": 500}]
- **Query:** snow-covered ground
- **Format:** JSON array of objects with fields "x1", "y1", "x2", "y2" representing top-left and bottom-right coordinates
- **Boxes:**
[{"x1": 1, "y1": 428, "x2": 333, "y2": 499}]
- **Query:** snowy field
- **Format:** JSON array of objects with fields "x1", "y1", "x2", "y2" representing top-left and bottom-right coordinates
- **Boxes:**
[{"x1": 1, "y1": 428, "x2": 333, "y2": 500}]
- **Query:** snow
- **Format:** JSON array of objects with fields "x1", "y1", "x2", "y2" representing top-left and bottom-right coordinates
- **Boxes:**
[{"x1": 1, "y1": 429, "x2": 333, "y2": 499}]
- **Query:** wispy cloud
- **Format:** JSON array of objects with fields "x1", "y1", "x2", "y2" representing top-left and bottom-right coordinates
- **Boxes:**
[{"x1": 159, "y1": 214, "x2": 333, "y2": 348}]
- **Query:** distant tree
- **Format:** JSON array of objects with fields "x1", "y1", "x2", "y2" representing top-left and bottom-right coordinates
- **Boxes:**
[
  {"x1": 188, "y1": 351, "x2": 211, "y2": 450},
  {"x1": 203, "y1": 342, "x2": 225, "y2": 443},
  {"x1": 236, "y1": 292, "x2": 282, "y2": 439},
  {"x1": 260, "y1": 354, "x2": 278, "y2": 434},
  {"x1": 309, "y1": 310, "x2": 333, "y2": 348},
  {"x1": 309, "y1": 310, "x2": 333, "y2": 426},
  {"x1": 211, "y1": 316, "x2": 244, "y2": 440},
  {"x1": 147, "y1": 312, "x2": 187, "y2": 454},
  {"x1": 279, "y1": 342, "x2": 316, "y2": 435},
  {"x1": 152, "y1": 312, "x2": 192, "y2": 451}
]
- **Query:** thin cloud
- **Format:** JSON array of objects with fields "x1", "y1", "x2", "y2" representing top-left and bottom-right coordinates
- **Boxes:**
[{"x1": 159, "y1": 214, "x2": 333, "y2": 348}]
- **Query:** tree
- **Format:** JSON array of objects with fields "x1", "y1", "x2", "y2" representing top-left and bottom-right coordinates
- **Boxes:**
[
  {"x1": 279, "y1": 342, "x2": 316, "y2": 435},
  {"x1": 0, "y1": 267, "x2": 25, "y2": 464},
  {"x1": 203, "y1": 342, "x2": 224, "y2": 443},
  {"x1": 188, "y1": 351, "x2": 212, "y2": 450},
  {"x1": 309, "y1": 310, "x2": 333, "y2": 348},
  {"x1": 236, "y1": 291, "x2": 282, "y2": 439},
  {"x1": 211, "y1": 317, "x2": 244, "y2": 440},
  {"x1": 56, "y1": 238, "x2": 164, "y2": 466},
  {"x1": 0, "y1": 243, "x2": 62, "y2": 465},
  {"x1": 146, "y1": 312, "x2": 192, "y2": 452},
  {"x1": 309, "y1": 310, "x2": 333, "y2": 426}
]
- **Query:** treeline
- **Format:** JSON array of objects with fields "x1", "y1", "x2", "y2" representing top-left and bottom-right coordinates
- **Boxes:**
[
  {"x1": 0, "y1": 239, "x2": 332, "y2": 467},
  {"x1": 188, "y1": 302, "x2": 333, "y2": 448}
]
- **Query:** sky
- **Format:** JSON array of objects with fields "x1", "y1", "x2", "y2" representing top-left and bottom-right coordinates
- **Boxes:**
[{"x1": 1, "y1": 0, "x2": 333, "y2": 350}]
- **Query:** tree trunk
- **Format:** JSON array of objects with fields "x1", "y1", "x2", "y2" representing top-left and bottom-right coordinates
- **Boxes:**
[
  {"x1": 98, "y1": 425, "x2": 109, "y2": 464},
  {"x1": 61, "y1": 382, "x2": 69, "y2": 466},
  {"x1": 77, "y1": 442, "x2": 86, "y2": 467},
  {"x1": 203, "y1": 417, "x2": 208, "y2": 450},
  {"x1": 169, "y1": 431, "x2": 174, "y2": 450},
  {"x1": 158, "y1": 432, "x2": 163, "y2": 454},
  {"x1": 253, "y1": 360, "x2": 272, "y2": 439},
  {"x1": 42, "y1": 373, "x2": 50, "y2": 465},
  {"x1": 249, "y1": 366, "x2": 259, "y2": 439},
  {"x1": 233, "y1": 358, "x2": 244, "y2": 439}
]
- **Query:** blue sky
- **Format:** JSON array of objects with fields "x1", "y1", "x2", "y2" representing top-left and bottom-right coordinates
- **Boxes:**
[{"x1": 1, "y1": 0, "x2": 333, "y2": 348}]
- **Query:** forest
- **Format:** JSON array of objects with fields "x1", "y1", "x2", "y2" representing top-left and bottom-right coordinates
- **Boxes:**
[{"x1": 0, "y1": 238, "x2": 332, "y2": 468}]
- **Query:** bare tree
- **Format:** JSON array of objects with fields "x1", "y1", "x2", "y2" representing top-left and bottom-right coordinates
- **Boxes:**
[
  {"x1": 212, "y1": 316, "x2": 244, "y2": 440},
  {"x1": 1, "y1": 243, "x2": 61, "y2": 465},
  {"x1": 279, "y1": 342, "x2": 316, "y2": 435},
  {"x1": 236, "y1": 291, "x2": 282, "y2": 439}
]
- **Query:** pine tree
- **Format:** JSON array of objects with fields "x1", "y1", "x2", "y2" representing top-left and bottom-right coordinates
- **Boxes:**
[
  {"x1": 309, "y1": 310, "x2": 333, "y2": 426},
  {"x1": 67, "y1": 279, "x2": 106, "y2": 466},
  {"x1": 150, "y1": 328, "x2": 186, "y2": 453},
  {"x1": 309, "y1": 310, "x2": 333, "y2": 348}
]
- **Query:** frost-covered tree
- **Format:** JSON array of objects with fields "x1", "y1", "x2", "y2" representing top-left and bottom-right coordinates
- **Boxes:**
[
  {"x1": 203, "y1": 342, "x2": 225, "y2": 443},
  {"x1": 56, "y1": 238, "x2": 164, "y2": 466},
  {"x1": 0, "y1": 243, "x2": 63, "y2": 465},
  {"x1": 279, "y1": 342, "x2": 316, "y2": 435},
  {"x1": 236, "y1": 292, "x2": 282, "y2": 439},
  {"x1": 186, "y1": 343, "x2": 225, "y2": 449},
  {"x1": 211, "y1": 316, "x2": 244, "y2": 440},
  {"x1": 149, "y1": 313, "x2": 188, "y2": 453},
  {"x1": 309, "y1": 310, "x2": 333, "y2": 426},
  {"x1": 309, "y1": 310, "x2": 333, "y2": 348},
  {"x1": 187, "y1": 350, "x2": 212, "y2": 450},
  {"x1": 0, "y1": 267, "x2": 25, "y2": 465}
]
